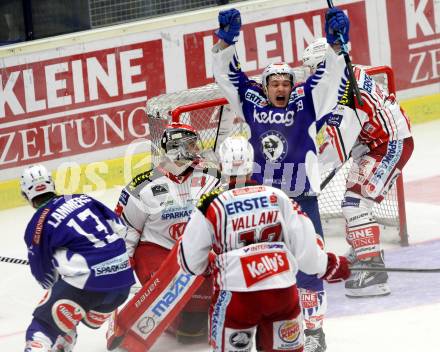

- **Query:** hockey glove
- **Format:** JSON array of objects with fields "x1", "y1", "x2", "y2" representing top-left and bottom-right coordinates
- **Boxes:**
[
  {"x1": 215, "y1": 8, "x2": 242, "y2": 45},
  {"x1": 321, "y1": 252, "x2": 351, "y2": 283},
  {"x1": 325, "y1": 7, "x2": 350, "y2": 44}
]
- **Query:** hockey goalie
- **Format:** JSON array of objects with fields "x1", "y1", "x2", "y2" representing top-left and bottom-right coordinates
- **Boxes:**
[{"x1": 106, "y1": 123, "x2": 221, "y2": 350}]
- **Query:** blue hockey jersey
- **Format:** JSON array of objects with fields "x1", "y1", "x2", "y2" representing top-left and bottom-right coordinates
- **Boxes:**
[
  {"x1": 213, "y1": 44, "x2": 348, "y2": 196},
  {"x1": 24, "y1": 194, "x2": 135, "y2": 292}
]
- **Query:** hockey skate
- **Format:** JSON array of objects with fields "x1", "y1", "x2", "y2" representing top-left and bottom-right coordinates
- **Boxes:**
[
  {"x1": 345, "y1": 255, "x2": 391, "y2": 298},
  {"x1": 175, "y1": 312, "x2": 208, "y2": 345},
  {"x1": 53, "y1": 329, "x2": 77, "y2": 352},
  {"x1": 304, "y1": 328, "x2": 327, "y2": 352}
]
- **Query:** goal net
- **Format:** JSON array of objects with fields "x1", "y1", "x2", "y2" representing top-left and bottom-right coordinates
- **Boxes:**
[{"x1": 145, "y1": 65, "x2": 408, "y2": 246}]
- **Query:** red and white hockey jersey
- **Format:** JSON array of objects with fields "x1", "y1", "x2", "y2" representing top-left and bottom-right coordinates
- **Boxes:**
[
  {"x1": 319, "y1": 66, "x2": 412, "y2": 173},
  {"x1": 179, "y1": 182, "x2": 328, "y2": 292},
  {"x1": 116, "y1": 159, "x2": 221, "y2": 255}
]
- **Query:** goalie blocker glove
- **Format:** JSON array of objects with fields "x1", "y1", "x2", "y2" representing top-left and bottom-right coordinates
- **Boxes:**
[
  {"x1": 321, "y1": 253, "x2": 351, "y2": 283},
  {"x1": 325, "y1": 7, "x2": 350, "y2": 44},
  {"x1": 215, "y1": 8, "x2": 241, "y2": 45}
]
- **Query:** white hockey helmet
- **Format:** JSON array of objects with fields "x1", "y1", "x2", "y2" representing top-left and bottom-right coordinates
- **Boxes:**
[
  {"x1": 261, "y1": 62, "x2": 295, "y2": 94},
  {"x1": 218, "y1": 136, "x2": 254, "y2": 176},
  {"x1": 302, "y1": 37, "x2": 329, "y2": 72},
  {"x1": 20, "y1": 164, "x2": 55, "y2": 202}
]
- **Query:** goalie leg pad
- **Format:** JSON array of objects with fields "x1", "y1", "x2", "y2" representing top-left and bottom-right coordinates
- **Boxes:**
[
  {"x1": 107, "y1": 241, "x2": 205, "y2": 351},
  {"x1": 342, "y1": 191, "x2": 381, "y2": 261}
]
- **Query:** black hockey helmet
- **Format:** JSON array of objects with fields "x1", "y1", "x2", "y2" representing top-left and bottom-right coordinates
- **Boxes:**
[{"x1": 160, "y1": 123, "x2": 200, "y2": 160}]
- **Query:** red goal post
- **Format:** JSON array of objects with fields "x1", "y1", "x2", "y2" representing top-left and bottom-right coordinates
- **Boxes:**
[{"x1": 145, "y1": 65, "x2": 409, "y2": 246}]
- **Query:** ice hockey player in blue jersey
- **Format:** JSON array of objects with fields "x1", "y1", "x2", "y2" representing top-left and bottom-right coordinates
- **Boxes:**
[
  {"x1": 212, "y1": 7, "x2": 351, "y2": 352},
  {"x1": 21, "y1": 165, "x2": 135, "y2": 352}
]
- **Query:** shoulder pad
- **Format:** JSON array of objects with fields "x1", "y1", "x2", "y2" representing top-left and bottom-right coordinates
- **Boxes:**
[
  {"x1": 197, "y1": 187, "x2": 223, "y2": 215},
  {"x1": 128, "y1": 169, "x2": 154, "y2": 191}
]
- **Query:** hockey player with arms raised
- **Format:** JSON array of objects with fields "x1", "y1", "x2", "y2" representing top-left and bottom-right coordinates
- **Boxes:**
[
  {"x1": 302, "y1": 38, "x2": 414, "y2": 298},
  {"x1": 178, "y1": 136, "x2": 351, "y2": 352},
  {"x1": 21, "y1": 165, "x2": 135, "y2": 352},
  {"x1": 211, "y1": 6, "x2": 351, "y2": 351},
  {"x1": 114, "y1": 122, "x2": 221, "y2": 343}
]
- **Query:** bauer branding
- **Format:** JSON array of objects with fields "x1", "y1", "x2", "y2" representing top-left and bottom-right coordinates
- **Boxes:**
[{"x1": 134, "y1": 278, "x2": 160, "y2": 309}]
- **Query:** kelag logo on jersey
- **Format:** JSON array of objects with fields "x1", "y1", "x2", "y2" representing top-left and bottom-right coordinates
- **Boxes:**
[
  {"x1": 260, "y1": 130, "x2": 288, "y2": 162},
  {"x1": 253, "y1": 109, "x2": 294, "y2": 126}
]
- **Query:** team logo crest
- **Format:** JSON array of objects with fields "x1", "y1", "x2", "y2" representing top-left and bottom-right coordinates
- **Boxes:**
[
  {"x1": 169, "y1": 222, "x2": 187, "y2": 240},
  {"x1": 260, "y1": 130, "x2": 288, "y2": 162}
]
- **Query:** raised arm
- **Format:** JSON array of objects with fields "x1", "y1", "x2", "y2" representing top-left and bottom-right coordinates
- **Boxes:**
[
  {"x1": 307, "y1": 8, "x2": 351, "y2": 122},
  {"x1": 212, "y1": 8, "x2": 249, "y2": 120}
]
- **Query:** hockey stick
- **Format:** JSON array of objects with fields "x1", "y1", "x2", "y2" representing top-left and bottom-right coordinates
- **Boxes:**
[
  {"x1": 0, "y1": 255, "x2": 29, "y2": 265},
  {"x1": 320, "y1": 166, "x2": 340, "y2": 190},
  {"x1": 212, "y1": 104, "x2": 225, "y2": 152},
  {"x1": 326, "y1": 0, "x2": 363, "y2": 106},
  {"x1": 350, "y1": 266, "x2": 440, "y2": 273}
]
